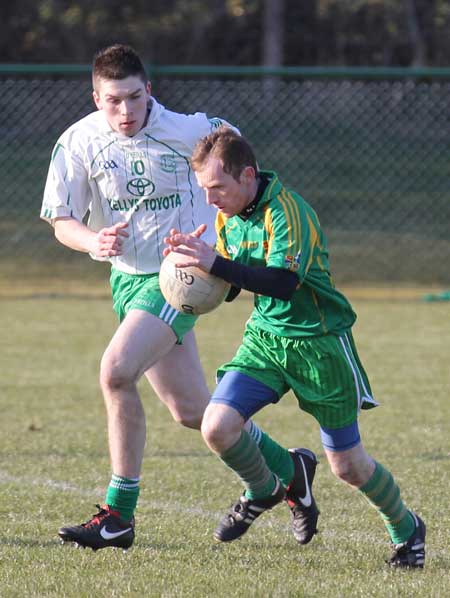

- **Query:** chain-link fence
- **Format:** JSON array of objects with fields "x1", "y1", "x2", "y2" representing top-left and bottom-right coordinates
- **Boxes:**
[{"x1": 1, "y1": 66, "x2": 449, "y2": 284}]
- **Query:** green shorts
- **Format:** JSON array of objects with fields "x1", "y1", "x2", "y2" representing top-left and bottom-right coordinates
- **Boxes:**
[
  {"x1": 110, "y1": 268, "x2": 198, "y2": 343},
  {"x1": 217, "y1": 322, "x2": 378, "y2": 429}
]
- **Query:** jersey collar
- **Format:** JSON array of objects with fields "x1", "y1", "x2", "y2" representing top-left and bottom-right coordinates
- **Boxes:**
[
  {"x1": 238, "y1": 173, "x2": 269, "y2": 220},
  {"x1": 238, "y1": 170, "x2": 282, "y2": 220},
  {"x1": 98, "y1": 97, "x2": 164, "y2": 139}
]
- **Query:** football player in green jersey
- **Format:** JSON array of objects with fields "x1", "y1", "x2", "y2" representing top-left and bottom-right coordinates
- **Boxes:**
[
  {"x1": 164, "y1": 127, "x2": 426, "y2": 568},
  {"x1": 42, "y1": 45, "x2": 318, "y2": 551}
]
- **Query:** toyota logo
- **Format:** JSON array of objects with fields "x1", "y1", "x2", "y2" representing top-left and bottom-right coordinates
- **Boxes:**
[{"x1": 126, "y1": 178, "x2": 155, "y2": 197}]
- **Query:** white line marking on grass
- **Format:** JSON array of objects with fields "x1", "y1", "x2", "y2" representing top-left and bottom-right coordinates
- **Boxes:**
[
  {"x1": 0, "y1": 471, "x2": 228, "y2": 518},
  {"x1": 3, "y1": 470, "x2": 435, "y2": 555},
  {"x1": 0, "y1": 471, "x2": 378, "y2": 543}
]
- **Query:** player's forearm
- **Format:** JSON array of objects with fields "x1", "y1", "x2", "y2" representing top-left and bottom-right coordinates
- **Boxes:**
[
  {"x1": 211, "y1": 255, "x2": 298, "y2": 301},
  {"x1": 53, "y1": 218, "x2": 97, "y2": 254},
  {"x1": 225, "y1": 285, "x2": 242, "y2": 302}
]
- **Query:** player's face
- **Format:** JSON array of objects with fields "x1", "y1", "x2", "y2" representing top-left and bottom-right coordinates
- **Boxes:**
[
  {"x1": 93, "y1": 76, "x2": 151, "y2": 137},
  {"x1": 195, "y1": 157, "x2": 257, "y2": 217}
]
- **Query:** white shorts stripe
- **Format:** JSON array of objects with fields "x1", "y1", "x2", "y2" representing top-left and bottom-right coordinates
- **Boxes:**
[
  {"x1": 338, "y1": 335, "x2": 362, "y2": 410},
  {"x1": 159, "y1": 302, "x2": 170, "y2": 321},
  {"x1": 342, "y1": 333, "x2": 373, "y2": 401},
  {"x1": 159, "y1": 301, "x2": 180, "y2": 327},
  {"x1": 339, "y1": 333, "x2": 378, "y2": 411},
  {"x1": 167, "y1": 307, "x2": 179, "y2": 325}
]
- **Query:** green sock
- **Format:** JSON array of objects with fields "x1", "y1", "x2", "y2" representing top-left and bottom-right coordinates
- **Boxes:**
[
  {"x1": 105, "y1": 474, "x2": 140, "y2": 521},
  {"x1": 220, "y1": 430, "x2": 277, "y2": 500},
  {"x1": 359, "y1": 461, "x2": 415, "y2": 544},
  {"x1": 253, "y1": 427, "x2": 295, "y2": 488}
]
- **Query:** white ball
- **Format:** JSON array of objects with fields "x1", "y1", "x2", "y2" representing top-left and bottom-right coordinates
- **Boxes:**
[{"x1": 159, "y1": 251, "x2": 231, "y2": 315}]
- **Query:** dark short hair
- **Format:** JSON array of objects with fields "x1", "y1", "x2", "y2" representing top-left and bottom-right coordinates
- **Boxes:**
[
  {"x1": 92, "y1": 44, "x2": 147, "y2": 88},
  {"x1": 191, "y1": 126, "x2": 258, "y2": 181}
]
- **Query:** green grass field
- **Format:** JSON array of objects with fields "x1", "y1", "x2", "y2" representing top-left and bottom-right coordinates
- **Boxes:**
[{"x1": 1, "y1": 278, "x2": 449, "y2": 597}]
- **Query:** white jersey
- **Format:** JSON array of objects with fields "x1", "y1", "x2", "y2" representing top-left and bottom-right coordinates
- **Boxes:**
[{"x1": 41, "y1": 98, "x2": 233, "y2": 274}]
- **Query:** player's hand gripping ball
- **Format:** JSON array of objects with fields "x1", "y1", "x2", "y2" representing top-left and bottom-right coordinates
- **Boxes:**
[{"x1": 159, "y1": 251, "x2": 231, "y2": 315}]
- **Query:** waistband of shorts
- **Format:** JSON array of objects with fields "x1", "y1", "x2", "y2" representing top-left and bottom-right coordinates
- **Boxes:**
[
  {"x1": 248, "y1": 320, "x2": 352, "y2": 342},
  {"x1": 110, "y1": 267, "x2": 159, "y2": 281}
]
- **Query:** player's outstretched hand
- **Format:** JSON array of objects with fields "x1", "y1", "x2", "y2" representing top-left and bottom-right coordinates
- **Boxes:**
[
  {"x1": 163, "y1": 225, "x2": 216, "y2": 272},
  {"x1": 93, "y1": 222, "x2": 129, "y2": 257}
]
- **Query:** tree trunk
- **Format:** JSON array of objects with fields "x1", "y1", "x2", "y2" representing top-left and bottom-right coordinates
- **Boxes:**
[
  {"x1": 262, "y1": 0, "x2": 284, "y2": 66},
  {"x1": 404, "y1": 0, "x2": 427, "y2": 66}
]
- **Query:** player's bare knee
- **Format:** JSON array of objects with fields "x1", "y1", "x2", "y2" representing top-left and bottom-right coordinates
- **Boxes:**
[
  {"x1": 201, "y1": 415, "x2": 232, "y2": 453},
  {"x1": 171, "y1": 407, "x2": 203, "y2": 430},
  {"x1": 331, "y1": 463, "x2": 355, "y2": 485},
  {"x1": 330, "y1": 460, "x2": 367, "y2": 487},
  {"x1": 100, "y1": 352, "x2": 137, "y2": 393}
]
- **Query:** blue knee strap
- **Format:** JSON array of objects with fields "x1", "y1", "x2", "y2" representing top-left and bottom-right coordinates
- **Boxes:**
[
  {"x1": 211, "y1": 371, "x2": 279, "y2": 421},
  {"x1": 320, "y1": 421, "x2": 361, "y2": 452}
]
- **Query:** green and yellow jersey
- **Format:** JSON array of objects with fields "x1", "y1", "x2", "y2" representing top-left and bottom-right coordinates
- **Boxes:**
[{"x1": 215, "y1": 170, "x2": 356, "y2": 337}]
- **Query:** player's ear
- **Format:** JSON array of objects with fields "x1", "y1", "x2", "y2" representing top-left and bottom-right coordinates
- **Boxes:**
[
  {"x1": 240, "y1": 166, "x2": 256, "y2": 184},
  {"x1": 146, "y1": 81, "x2": 152, "y2": 96},
  {"x1": 93, "y1": 90, "x2": 102, "y2": 110}
]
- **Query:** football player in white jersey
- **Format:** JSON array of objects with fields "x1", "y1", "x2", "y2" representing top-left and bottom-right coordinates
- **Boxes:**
[{"x1": 41, "y1": 44, "x2": 318, "y2": 551}]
